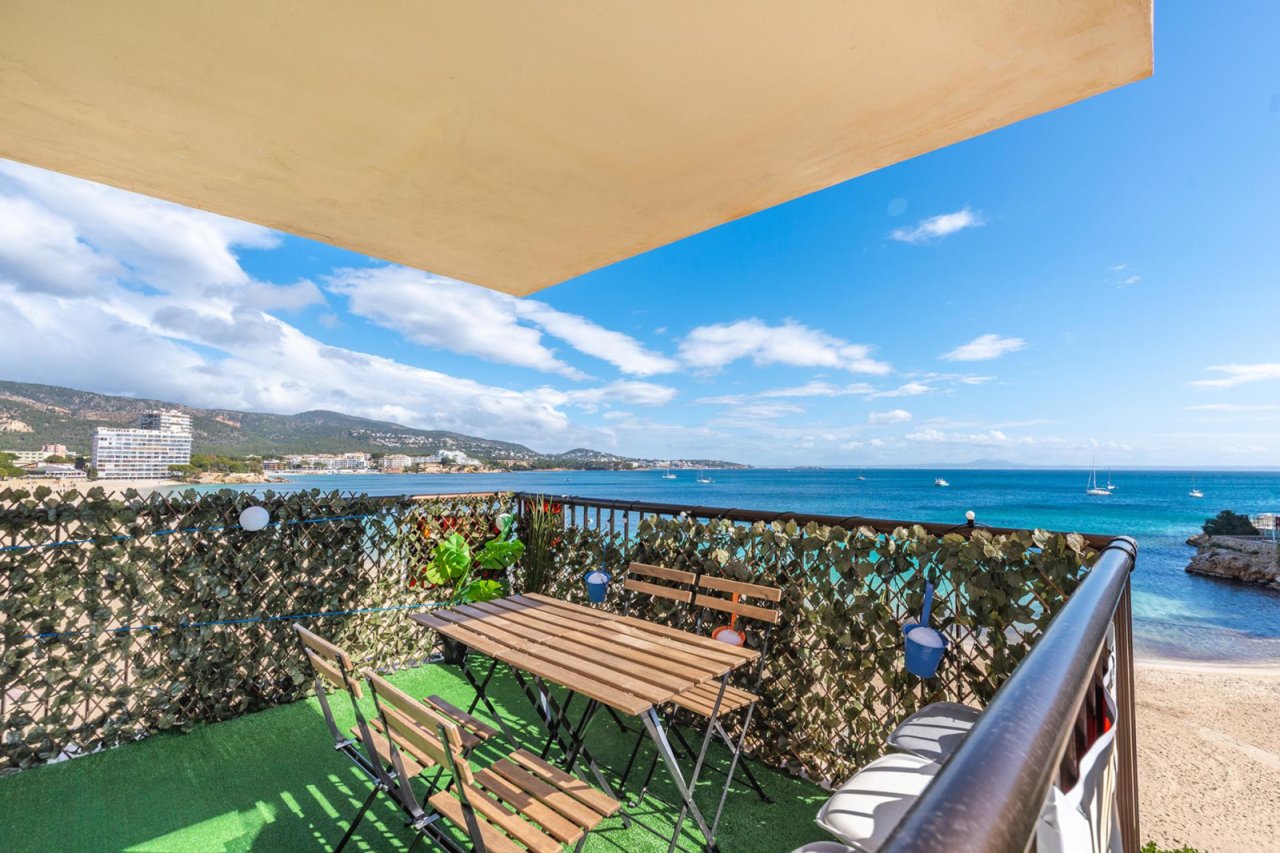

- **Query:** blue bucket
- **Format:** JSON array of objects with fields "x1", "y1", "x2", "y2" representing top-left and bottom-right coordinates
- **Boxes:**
[
  {"x1": 902, "y1": 623, "x2": 948, "y2": 678},
  {"x1": 902, "y1": 580, "x2": 947, "y2": 677},
  {"x1": 584, "y1": 570, "x2": 611, "y2": 603}
]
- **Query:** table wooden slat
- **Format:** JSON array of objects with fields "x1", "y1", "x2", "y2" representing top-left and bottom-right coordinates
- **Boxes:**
[{"x1": 413, "y1": 595, "x2": 759, "y2": 718}]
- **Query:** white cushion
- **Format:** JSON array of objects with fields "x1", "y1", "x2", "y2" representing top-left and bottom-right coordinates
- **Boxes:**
[
  {"x1": 816, "y1": 752, "x2": 940, "y2": 852},
  {"x1": 789, "y1": 843, "x2": 857, "y2": 853},
  {"x1": 885, "y1": 701, "x2": 981, "y2": 763},
  {"x1": 1037, "y1": 689, "x2": 1120, "y2": 853}
]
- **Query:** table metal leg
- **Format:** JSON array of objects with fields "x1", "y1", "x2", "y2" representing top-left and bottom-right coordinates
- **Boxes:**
[
  {"x1": 641, "y1": 672, "x2": 729, "y2": 853},
  {"x1": 459, "y1": 655, "x2": 523, "y2": 750}
]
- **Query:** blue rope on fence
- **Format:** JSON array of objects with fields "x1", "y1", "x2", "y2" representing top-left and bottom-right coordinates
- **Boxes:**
[
  {"x1": 21, "y1": 600, "x2": 448, "y2": 641},
  {"x1": 0, "y1": 513, "x2": 379, "y2": 554}
]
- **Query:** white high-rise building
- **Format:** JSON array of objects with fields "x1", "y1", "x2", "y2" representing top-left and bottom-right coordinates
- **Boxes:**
[{"x1": 92, "y1": 411, "x2": 193, "y2": 479}]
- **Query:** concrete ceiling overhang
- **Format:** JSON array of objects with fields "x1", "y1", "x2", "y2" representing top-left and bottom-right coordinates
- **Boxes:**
[{"x1": 0, "y1": 2, "x2": 1152, "y2": 295}]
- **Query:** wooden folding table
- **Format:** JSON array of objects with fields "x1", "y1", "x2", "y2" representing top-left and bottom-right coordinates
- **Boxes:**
[{"x1": 412, "y1": 593, "x2": 758, "y2": 852}]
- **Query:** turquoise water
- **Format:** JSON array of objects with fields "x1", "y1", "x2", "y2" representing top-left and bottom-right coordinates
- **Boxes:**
[{"x1": 196, "y1": 468, "x2": 1280, "y2": 664}]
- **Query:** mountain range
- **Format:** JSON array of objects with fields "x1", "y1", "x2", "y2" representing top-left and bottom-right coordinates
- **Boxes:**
[{"x1": 0, "y1": 380, "x2": 743, "y2": 469}]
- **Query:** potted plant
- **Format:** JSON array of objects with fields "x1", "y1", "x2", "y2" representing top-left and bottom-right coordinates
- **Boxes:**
[{"x1": 422, "y1": 514, "x2": 524, "y2": 663}]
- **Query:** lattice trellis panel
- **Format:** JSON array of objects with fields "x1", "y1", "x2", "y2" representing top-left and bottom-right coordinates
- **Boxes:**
[
  {"x1": 0, "y1": 486, "x2": 512, "y2": 773},
  {"x1": 532, "y1": 508, "x2": 1096, "y2": 785}
]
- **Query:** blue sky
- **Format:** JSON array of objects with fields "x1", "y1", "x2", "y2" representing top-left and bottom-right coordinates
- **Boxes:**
[{"x1": 1, "y1": 3, "x2": 1278, "y2": 466}]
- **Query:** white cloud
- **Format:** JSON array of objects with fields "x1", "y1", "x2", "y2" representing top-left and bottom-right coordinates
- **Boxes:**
[
  {"x1": 696, "y1": 381, "x2": 877, "y2": 405},
  {"x1": 1118, "y1": 275, "x2": 1141, "y2": 286},
  {"x1": 327, "y1": 265, "x2": 676, "y2": 379},
  {"x1": 868, "y1": 409, "x2": 912, "y2": 425},
  {"x1": 870, "y1": 382, "x2": 932, "y2": 398},
  {"x1": 905, "y1": 428, "x2": 1010, "y2": 446},
  {"x1": 678, "y1": 319, "x2": 891, "y2": 374},
  {"x1": 328, "y1": 266, "x2": 586, "y2": 378},
  {"x1": 555, "y1": 381, "x2": 678, "y2": 413},
  {"x1": 514, "y1": 301, "x2": 678, "y2": 376},
  {"x1": 889, "y1": 207, "x2": 986, "y2": 244},
  {"x1": 1187, "y1": 403, "x2": 1280, "y2": 412},
  {"x1": 941, "y1": 334, "x2": 1027, "y2": 362},
  {"x1": 1191, "y1": 364, "x2": 1280, "y2": 389},
  {"x1": 0, "y1": 159, "x2": 277, "y2": 296}
]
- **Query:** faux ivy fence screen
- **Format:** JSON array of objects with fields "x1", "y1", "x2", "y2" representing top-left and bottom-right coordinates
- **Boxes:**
[
  {"x1": 1, "y1": 487, "x2": 1097, "y2": 784},
  {"x1": 0, "y1": 487, "x2": 504, "y2": 773}
]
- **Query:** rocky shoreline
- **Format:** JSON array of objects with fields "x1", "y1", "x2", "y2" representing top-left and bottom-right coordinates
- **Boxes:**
[{"x1": 1185, "y1": 534, "x2": 1280, "y2": 589}]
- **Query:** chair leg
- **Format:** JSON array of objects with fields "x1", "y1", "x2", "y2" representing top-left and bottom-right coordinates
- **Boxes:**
[
  {"x1": 619, "y1": 726, "x2": 649, "y2": 789},
  {"x1": 333, "y1": 784, "x2": 380, "y2": 853}
]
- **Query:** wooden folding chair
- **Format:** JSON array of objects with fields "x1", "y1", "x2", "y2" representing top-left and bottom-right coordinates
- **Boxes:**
[
  {"x1": 626, "y1": 574, "x2": 783, "y2": 837},
  {"x1": 365, "y1": 670, "x2": 621, "y2": 852},
  {"x1": 621, "y1": 561, "x2": 698, "y2": 624},
  {"x1": 293, "y1": 625, "x2": 499, "y2": 852}
]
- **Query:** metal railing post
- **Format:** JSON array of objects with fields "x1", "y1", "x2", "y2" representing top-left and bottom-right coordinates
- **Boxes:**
[{"x1": 1114, "y1": 579, "x2": 1141, "y2": 851}]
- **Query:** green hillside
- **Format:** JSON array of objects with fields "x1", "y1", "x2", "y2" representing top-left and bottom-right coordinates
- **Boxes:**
[{"x1": 0, "y1": 380, "x2": 744, "y2": 469}]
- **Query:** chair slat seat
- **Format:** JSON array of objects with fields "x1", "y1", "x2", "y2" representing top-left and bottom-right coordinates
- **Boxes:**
[
  {"x1": 364, "y1": 670, "x2": 619, "y2": 852},
  {"x1": 427, "y1": 791, "x2": 529, "y2": 853},
  {"x1": 423, "y1": 694, "x2": 501, "y2": 742},
  {"x1": 670, "y1": 681, "x2": 758, "y2": 717},
  {"x1": 507, "y1": 748, "x2": 621, "y2": 820},
  {"x1": 427, "y1": 750, "x2": 620, "y2": 852}
]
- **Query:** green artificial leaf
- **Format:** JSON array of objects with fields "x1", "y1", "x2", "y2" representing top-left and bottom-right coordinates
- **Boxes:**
[
  {"x1": 475, "y1": 538, "x2": 524, "y2": 571},
  {"x1": 424, "y1": 533, "x2": 472, "y2": 584},
  {"x1": 459, "y1": 579, "x2": 505, "y2": 603}
]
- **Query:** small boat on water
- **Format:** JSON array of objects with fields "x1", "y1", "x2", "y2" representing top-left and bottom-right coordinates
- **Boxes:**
[
  {"x1": 1106, "y1": 472, "x2": 1117, "y2": 491},
  {"x1": 933, "y1": 477, "x2": 949, "y2": 487},
  {"x1": 856, "y1": 473, "x2": 867, "y2": 481},
  {"x1": 1086, "y1": 458, "x2": 1110, "y2": 496},
  {"x1": 696, "y1": 470, "x2": 713, "y2": 484},
  {"x1": 661, "y1": 467, "x2": 677, "y2": 480},
  {"x1": 1189, "y1": 477, "x2": 1204, "y2": 498}
]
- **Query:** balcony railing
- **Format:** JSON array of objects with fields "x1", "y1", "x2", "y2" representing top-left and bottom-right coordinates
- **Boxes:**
[{"x1": 0, "y1": 485, "x2": 1138, "y2": 850}]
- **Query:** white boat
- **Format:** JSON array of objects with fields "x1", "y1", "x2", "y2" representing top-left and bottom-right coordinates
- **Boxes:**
[
  {"x1": 1189, "y1": 477, "x2": 1204, "y2": 498},
  {"x1": 661, "y1": 468, "x2": 677, "y2": 480},
  {"x1": 856, "y1": 473, "x2": 867, "y2": 481},
  {"x1": 696, "y1": 470, "x2": 713, "y2": 484},
  {"x1": 1086, "y1": 458, "x2": 1110, "y2": 496},
  {"x1": 1106, "y1": 472, "x2": 1116, "y2": 491},
  {"x1": 933, "y1": 477, "x2": 949, "y2": 487}
]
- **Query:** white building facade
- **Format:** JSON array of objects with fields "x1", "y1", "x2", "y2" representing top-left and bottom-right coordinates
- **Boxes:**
[{"x1": 92, "y1": 411, "x2": 193, "y2": 479}]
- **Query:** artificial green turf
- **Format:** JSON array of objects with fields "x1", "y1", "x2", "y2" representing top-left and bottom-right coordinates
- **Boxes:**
[{"x1": 0, "y1": 662, "x2": 829, "y2": 852}]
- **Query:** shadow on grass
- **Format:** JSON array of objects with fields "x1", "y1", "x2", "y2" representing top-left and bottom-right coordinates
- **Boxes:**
[{"x1": 0, "y1": 661, "x2": 828, "y2": 852}]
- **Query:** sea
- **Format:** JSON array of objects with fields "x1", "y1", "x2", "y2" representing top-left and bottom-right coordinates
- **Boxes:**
[{"x1": 191, "y1": 468, "x2": 1280, "y2": 665}]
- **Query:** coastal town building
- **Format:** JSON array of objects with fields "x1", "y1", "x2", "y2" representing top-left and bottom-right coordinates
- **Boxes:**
[
  {"x1": 24, "y1": 463, "x2": 85, "y2": 480},
  {"x1": 265, "y1": 452, "x2": 372, "y2": 472},
  {"x1": 1, "y1": 444, "x2": 73, "y2": 465},
  {"x1": 91, "y1": 411, "x2": 193, "y2": 480}
]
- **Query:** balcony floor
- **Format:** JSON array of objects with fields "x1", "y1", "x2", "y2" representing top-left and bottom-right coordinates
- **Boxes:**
[{"x1": 0, "y1": 662, "x2": 828, "y2": 852}]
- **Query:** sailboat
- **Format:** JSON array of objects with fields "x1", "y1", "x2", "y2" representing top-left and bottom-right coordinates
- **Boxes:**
[
  {"x1": 1189, "y1": 477, "x2": 1204, "y2": 498},
  {"x1": 661, "y1": 467, "x2": 677, "y2": 480},
  {"x1": 1086, "y1": 458, "x2": 1110, "y2": 496},
  {"x1": 1106, "y1": 471, "x2": 1117, "y2": 491},
  {"x1": 696, "y1": 470, "x2": 713, "y2": 484}
]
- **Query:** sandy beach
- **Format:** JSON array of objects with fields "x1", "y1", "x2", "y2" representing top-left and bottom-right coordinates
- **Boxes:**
[{"x1": 1137, "y1": 659, "x2": 1280, "y2": 852}]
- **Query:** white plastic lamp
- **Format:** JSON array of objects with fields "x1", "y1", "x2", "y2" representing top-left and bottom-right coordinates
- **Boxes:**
[{"x1": 239, "y1": 505, "x2": 271, "y2": 532}]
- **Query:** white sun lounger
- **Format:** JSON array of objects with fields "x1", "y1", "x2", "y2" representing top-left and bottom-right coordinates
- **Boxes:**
[
  {"x1": 814, "y1": 752, "x2": 941, "y2": 852},
  {"x1": 884, "y1": 701, "x2": 981, "y2": 764}
]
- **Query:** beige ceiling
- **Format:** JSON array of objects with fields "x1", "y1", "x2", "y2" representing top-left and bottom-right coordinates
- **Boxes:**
[{"x1": 0, "y1": 1, "x2": 1151, "y2": 295}]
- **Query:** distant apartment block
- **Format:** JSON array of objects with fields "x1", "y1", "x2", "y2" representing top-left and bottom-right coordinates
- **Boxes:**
[
  {"x1": 92, "y1": 411, "x2": 193, "y2": 479},
  {"x1": 269, "y1": 452, "x2": 372, "y2": 472}
]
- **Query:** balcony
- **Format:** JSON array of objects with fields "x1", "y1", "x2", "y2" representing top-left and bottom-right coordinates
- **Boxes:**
[{"x1": 0, "y1": 487, "x2": 1137, "y2": 851}]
